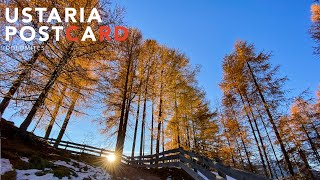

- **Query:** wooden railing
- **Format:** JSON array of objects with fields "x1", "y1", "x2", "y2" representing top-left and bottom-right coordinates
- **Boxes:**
[
  {"x1": 44, "y1": 138, "x2": 268, "y2": 180},
  {"x1": 128, "y1": 148, "x2": 268, "y2": 180},
  {"x1": 45, "y1": 138, "x2": 116, "y2": 157}
]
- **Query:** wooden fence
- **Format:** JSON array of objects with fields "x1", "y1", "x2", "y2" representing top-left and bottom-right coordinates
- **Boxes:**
[
  {"x1": 45, "y1": 138, "x2": 268, "y2": 180},
  {"x1": 46, "y1": 138, "x2": 115, "y2": 157}
]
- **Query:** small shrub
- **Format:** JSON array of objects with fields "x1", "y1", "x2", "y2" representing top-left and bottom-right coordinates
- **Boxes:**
[
  {"x1": 52, "y1": 166, "x2": 78, "y2": 178},
  {"x1": 29, "y1": 155, "x2": 54, "y2": 170},
  {"x1": 83, "y1": 165, "x2": 89, "y2": 171},
  {"x1": 58, "y1": 157, "x2": 71, "y2": 163},
  {"x1": 11, "y1": 159, "x2": 30, "y2": 169},
  {"x1": 35, "y1": 170, "x2": 52, "y2": 176},
  {"x1": 72, "y1": 162, "x2": 80, "y2": 169}
]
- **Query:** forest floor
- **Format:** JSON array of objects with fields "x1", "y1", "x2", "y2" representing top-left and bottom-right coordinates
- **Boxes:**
[{"x1": 0, "y1": 119, "x2": 192, "y2": 180}]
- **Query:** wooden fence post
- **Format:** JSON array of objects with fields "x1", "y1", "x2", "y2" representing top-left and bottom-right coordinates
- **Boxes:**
[{"x1": 81, "y1": 145, "x2": 86, "y2": 154}]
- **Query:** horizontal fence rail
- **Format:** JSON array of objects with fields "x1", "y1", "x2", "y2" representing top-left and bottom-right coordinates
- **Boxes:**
[
  {"x1": 43, "y1": 137, "x2": 268, "y2": 180},
  {"x1": 45, "y1": 138, "x2": 115, "y2": 157}
]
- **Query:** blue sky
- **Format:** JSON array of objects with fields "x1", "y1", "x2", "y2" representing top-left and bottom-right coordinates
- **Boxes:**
[
  {"x1": 117, "y1": 0, "x2": 319, "y2": 103},
  {"x1": 3, "y1": 1, "x2": 320, "y2": 155}
]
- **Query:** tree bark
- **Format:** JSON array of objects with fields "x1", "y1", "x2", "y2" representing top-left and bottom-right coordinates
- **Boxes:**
[
  {"x1": 298, "y1": 149, "x2": 315, "y2": 179},
  {"x1": 139, "y1": 93, "x2": 147, "y2": 158},
  {"x1": 118, "y1": 65, "x2": 135, "y2": 157},
  {"x1": 131, "y1": 93, "x2": 141, "y2": 159},
  {"x1": 31, "y1": 110, "x2": 45, "y2": 133},
  {"x1": 257, "y1": 109, "x2": 284, "y2": 178},
  {"x1": 186, "y1": 123, "x2": 191, "y2": 150},
  {"x1": 243, "y1": 93, "x2": 273, "y2": 178},
  {"x1": 174, "y1": 94, "x2": 181, "y2": 148},
  {"x1": 54, "y1": 92, "x2": 79, "y2": 148},
  {"x1": 44, "y1": 86, "x2": 67, "y2": 139},
  {"x1": 229, "y1": 106, "x2": 254, "y2": 172},
  {"x1": 233, "y1": 116, "x2": 254, "y2": 173},
  {"x1": 299, "y1": 121, "x2": 320, "y2": 163},
  {"x1": 150, "y1": 101, "x2": 154, "y2": 155},
  {"x1": 115, "y1": 51, "x2": 132, "y2": 156},
  {"x1": 156, "y1": 79, "x2": 163, "y2": 163},
  {"x1": 238, "y1": 91, "x2": 268, "y2": 177},
  {"x1": 235, "y1": 137, "x2": 245, "y2": 169},
  {"x1": 161, "y1": 116, "x2": 165, "y2": 153},
  {"x1": 223, "y1": 124, "x2": 237, "y2": 168}
]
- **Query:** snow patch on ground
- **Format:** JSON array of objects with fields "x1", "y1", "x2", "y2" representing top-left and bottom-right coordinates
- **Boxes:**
[
  {"x1": 54, "y1": 159, "x2": 111, "y2": 180},
  {"x1": 54, "y1": 160, "x2": 79, "y2": 171},
  {"x1": 1, "y1": 158, "x2": 13, "y2": 175},
  {"x1": 1, "y1": 158, "x2": 111, "y2": 179},
  {"x1": 16, "y1": 169, "x2": 61, "y2": 180},
  {"x1": 20, "y1": 157, "x2": 29, "y2": 163},
  {"x1": 73, "y1": 159, "x2": 111, "y2": 180}
]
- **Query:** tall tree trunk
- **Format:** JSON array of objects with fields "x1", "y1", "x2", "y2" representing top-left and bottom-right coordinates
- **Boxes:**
[
  {"x1": 155, "y1": 106, "x2": 162, "y2": 164},
  {"x1": 54, "y1": 92, "x2": 79, "y2": 148},
  {"x1": 235, "y1": 138, "x2": 245, "y2": 169},
  {"x1": 243, "y1": 93, "x2": 273, "y2": 178},
  {"x1": 230, "y1": 108, "x2": 254, "y2": 172},
  {"x1": 19, "y1": 43, "x2": 74, "y2": 131},
  {"x1": 310, "y1": 120, "x2": 320, "y2": 140},
  {"x1": 139, "y1": 90, "x2": 148, "y2": 158},
  {"x1": 237, "y1": 91, "x2": 267, "y2": 176},
  {"x1": 156, "y1": 71, "x2": 163, "y2": 161},
  {"x1": 115, "y1": 52, "x2": 133, "y2": 156},
  {"x1": 44, "y1": 86, "x2": 67, "y2": 139},
  {"x1": 257, "y1": 109, "x2": 284, "y2": 178},
  {"x1": 177, "y1": 124, "x2": 181, "y2": 148},
  {"x1": 186, "y1": 123, "x2": 191, "y2": 150},
  {"x1": 298, "y1": 149, "x2": 315, "y2": 179},
  {"x1": 0, "y1": 41, "x2": 49, "y2": 118},
  {"x1": 299, "y1": 121, "x2": 320, "y2": 163},
  {"x1": 222, "y1": 122, "x2": 237, "y2": 168},
  {"x1": 150, "y1": 101, "x2": 154, "y2": 155},
  {"x1": 139, "y1": 62, "x2": 151, "y2": 158},
  {"x1": 120, "y1": 92, "x2": 133, "y2": 155},
  {"x1": 174, "y1": 96, "x2": 181, "y2": 148},
  {"x1": 31, "y1": 110, "x2": 45, "y2": 133},
  {"x1": 192, "y1": 120, "x2": 198, "y2": 150},
  {"x1": 131, "y1": 93, "x2": 141, "y2": 159},
  {"x1": 119, "y1": 66, "x2": 135, "y2": 157},
  {"x1": 239, "y1": 135, "x2": 254, "y2": 173},
  {"x1": 246, "y1": 61, "x2": 295, "y2": 176},
  {"x1": 161, "y1": 117, "x2": 165, "y2": 153},
  {"x1": 243, "y1": 104, "x2": 268, "y2": 177}
]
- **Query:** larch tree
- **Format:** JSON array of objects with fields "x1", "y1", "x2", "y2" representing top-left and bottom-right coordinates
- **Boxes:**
[
  {"x1": 0, "y1": 0, "x2": 56, "y2": 119},
  {"x1": 311, "y1": 3, "x2": 320, "y2": 55},
  {"x1": 105, "y1": 29, "x2": 142, "y2": 157},
  {"x1": 18, "y1": 0, "x2": 118, "y2": 132},
  {"x1": 220, "y1": 41, "x2": 295, "y2": 177}
]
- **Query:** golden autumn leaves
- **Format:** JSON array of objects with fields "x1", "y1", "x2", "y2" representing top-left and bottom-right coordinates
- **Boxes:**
[{"x1": 311, "y1": 4, "x2": 320, "y2": 22}]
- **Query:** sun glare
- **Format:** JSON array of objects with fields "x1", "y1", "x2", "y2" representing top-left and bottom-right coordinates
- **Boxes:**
[{"x1": 106, "y1": 154, "x2": 116, "y2": 163}]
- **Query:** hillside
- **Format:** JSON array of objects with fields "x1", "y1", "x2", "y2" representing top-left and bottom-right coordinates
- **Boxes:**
[{"x1": 0, "y1": 119, "x2": 190, "y2": 180}]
